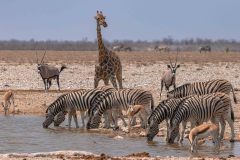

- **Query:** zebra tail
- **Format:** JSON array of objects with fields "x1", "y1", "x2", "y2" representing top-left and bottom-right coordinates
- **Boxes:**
[
  {"x1": 231, "y1": 109, "x2": 235, "y2": 122},
  {"x1": 231, "y1": 85, "x2": 237, "y2": 104},
  {"x1": 60, "y1": 65, "x2": 67, "y2": 72}
]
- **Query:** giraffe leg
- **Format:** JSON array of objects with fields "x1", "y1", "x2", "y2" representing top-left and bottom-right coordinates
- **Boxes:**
[
  {"x1": 109, "y1": 75, "x2": 118, "y2": 89},
  {"x1": 103, "y1": 78, "x2": 109, "y2": 86},
  {"x1": 116, "y1": 68, "x2": 123, "y2": 89}
]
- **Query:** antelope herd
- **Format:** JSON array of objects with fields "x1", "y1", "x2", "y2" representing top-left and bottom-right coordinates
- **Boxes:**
[{"x1": 1, "y1": 10, "x2": 239, "y2": 155}]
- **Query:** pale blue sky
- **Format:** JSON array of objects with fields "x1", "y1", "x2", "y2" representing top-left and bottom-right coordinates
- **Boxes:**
[{"x1": 0, "y1": 0, "x2": 239, "y2": 41}]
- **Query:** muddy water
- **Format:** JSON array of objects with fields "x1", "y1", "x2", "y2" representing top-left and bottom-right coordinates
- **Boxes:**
[{"x1": 0, "y1": 115, "x2": 239, "y2": 157}]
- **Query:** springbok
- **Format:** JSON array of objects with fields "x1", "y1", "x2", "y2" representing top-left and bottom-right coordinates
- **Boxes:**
[
  {"x1": 159, "y1": 52, "x2": 180, "y2": 99},
  {"x1": 36, "y1": 51, "x2": 66, "y2": 91},
  {"x1": 126, "y1": 105, "x2": 147, "y2": 132},
  {"x1": 188, "y1": 123, "x2": 220, "y2": 153},
  {"x1": 1, "y1": 90, "x2": 15, "y2": 115}
]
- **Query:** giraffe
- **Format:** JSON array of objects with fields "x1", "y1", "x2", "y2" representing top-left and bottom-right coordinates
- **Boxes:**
[{"x1": 94, "y1": 11, "x2": 123, "y2": 89}]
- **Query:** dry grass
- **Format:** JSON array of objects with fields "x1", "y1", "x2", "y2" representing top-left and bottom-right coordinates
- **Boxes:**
[{"x1": 0, "y1": 50, "x2": 240, "y2": 64}]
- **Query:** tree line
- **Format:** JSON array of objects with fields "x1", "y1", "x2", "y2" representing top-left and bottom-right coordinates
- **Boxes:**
[{"x1": 0, "y1": 38, "x2": 239, "y2": 51}]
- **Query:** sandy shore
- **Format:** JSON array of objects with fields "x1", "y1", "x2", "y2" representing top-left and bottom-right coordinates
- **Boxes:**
[{"x1": 0, "y1": 151, "x2": 239, "y2": 160}]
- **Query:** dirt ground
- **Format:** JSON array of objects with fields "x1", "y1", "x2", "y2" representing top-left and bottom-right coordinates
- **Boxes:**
[{"x1": 0, "y1": 50, "x2": 240, "y2": 159}]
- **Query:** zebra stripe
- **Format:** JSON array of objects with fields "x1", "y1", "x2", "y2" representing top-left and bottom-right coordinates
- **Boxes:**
[
  {"x1": 42, "y1": 89, "x2": 106, "y2": 128},
  {"x1": 87, "y1": 88, "x2": 154, "y2": 129},
  {"x1": 168, "y1": 92, "x2": 235, "y2": 143},
  {"x1": 167, "y1": 79, "x2": 237, "y2": 103}
]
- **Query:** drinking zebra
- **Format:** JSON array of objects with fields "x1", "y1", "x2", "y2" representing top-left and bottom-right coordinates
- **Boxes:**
[
  {"x1": 167, "y1": 79, "x2": 237, "y2": 104},
  {"x1": 168, "y1": 92, "x2": 235, "y2": 143},
  {"x1": 52, "y1": 86, "x2": 116, "y2": 128},
  {"x1": 42, "y1": 89, "x2": 107, "y2": 128},
  {"x1": 147, "y1": 97, "x2": 189, "y2": 142},
  {"x1": 87, "y1": 88, "x2": 154, "y2": 130}
]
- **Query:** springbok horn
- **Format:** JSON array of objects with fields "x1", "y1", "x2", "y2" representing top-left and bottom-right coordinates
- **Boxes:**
[{"x1": 97, "y1": 10, "x2": 99, "y2": 13}]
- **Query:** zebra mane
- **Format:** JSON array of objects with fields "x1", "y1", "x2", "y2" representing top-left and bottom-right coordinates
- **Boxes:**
[
  {"x1": 148, "y1": 99, "x2": 169, "y2": 125},
  {"x1": 169, "y1": 97, "x2": 189, "y2": 126},
  {"x1": 168, "y1": 83, "x2": 191, "y2": 94},
  {"x1": 46, "y1": 94, "x2": 66, "y2": 115}
]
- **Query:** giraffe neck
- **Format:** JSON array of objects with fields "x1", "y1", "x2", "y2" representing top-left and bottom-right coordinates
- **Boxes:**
[{"x1": 96, "y1": 20, "x2": 106, "y2": 63}]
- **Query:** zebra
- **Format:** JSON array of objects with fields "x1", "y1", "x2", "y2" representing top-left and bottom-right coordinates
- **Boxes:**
[
  {"x1": 167, "y1": 79, "x2": 237, "y2": 104},
  {"x1": 160, "y1": 52, "x2": 180, "y2": 99},
  {"x1": 42, "y1": 89, "x2": 106, "y2": 128},
  {"x1": 52, "y1": 87, "x2": 115, "y2": 128},
  {"x1": 52, "y1": 90, "x2": 86, "y2": 127},
  {"x1": 147, "y1": 97, "x2": 189, "y2": 142},
  {"x1": 87, "y1": 88, "x2": 154, "y2": 130},
  {"x1": 199, "y1": 45, "x2": 211, "y2": 53},
  {"x1": 168, "y1": 92, "x2": 235, "y2": 144}
]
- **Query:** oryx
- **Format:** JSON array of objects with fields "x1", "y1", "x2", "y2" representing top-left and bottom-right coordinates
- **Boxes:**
[
  {"x1": 159, "y1": 52, "x2": 180, "y2": 99},
  {"x1": 36, "y1": 51, "x2": 66, "y2": 91}
]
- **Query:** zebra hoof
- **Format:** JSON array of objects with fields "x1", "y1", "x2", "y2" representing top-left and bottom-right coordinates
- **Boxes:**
[{"x1": 230, "y1": 139, "x2": 235, "y2": 143}]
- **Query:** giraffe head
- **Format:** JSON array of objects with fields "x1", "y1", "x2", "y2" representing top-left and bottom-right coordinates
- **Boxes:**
[{"x1": 95, "y1": 10, "x2": 108, "y2": 27}]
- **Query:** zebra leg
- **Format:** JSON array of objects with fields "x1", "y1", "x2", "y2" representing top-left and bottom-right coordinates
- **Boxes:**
[
  {"x1": 179, "y1": 121, "x2": 187, "y2": 143},
  {"x1": 80, "y1": 111, "x2": 85, "y2": 127},
  {"x1": 165, "y1": 119, "x2": 170, "y2": 142},
  {"x1": 138, "y1": 114, "x2": 145, "y2": 128},
  {"x1": 219, "y1": 118, "x2": 226, "y2": 141},
  {"x1": 224, "y1": 114, "x2": 235, "y2": 142},
  {"x1": 72, "y1": 111, "x2": 79, "y2": 128},
  {"x1": 68, "y1": 113, "x2": 72, "y2": 128},
  {"x1": 111, "y1": 109, "x2": 120, "y2": 130},
  {"x1": 118, "y1": 109, "x2": 127, "y2": 127},
  {"x1": 103, "y1": 110, "x2": 111, "y2": 128},
  {"x1": 213, "y1": 132, "x2": 220, "y2": 153}
]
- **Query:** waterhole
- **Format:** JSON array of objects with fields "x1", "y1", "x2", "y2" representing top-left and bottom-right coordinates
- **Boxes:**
[{"x1": 0, "y1": 115, "x2": 239, "y2": 157}]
